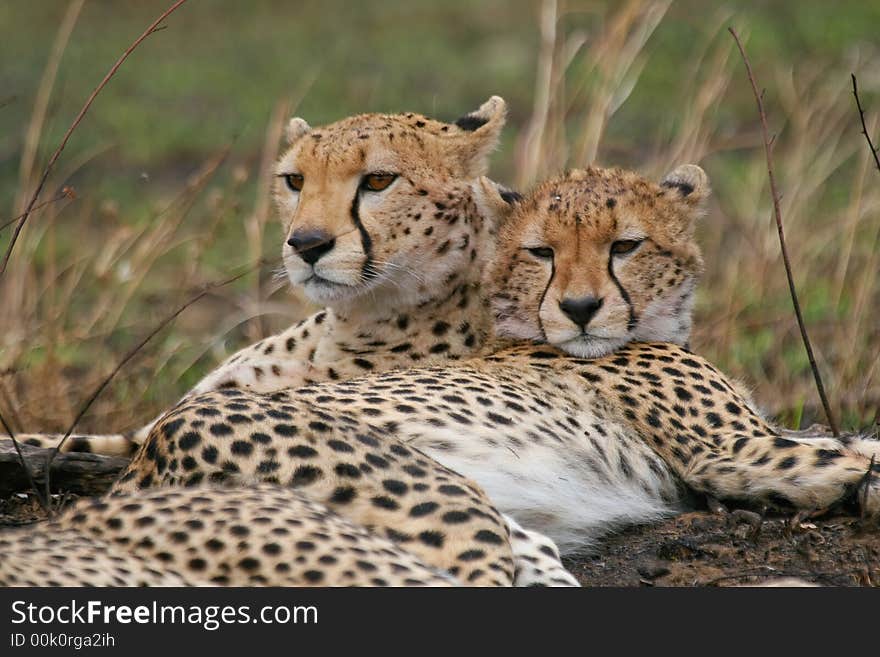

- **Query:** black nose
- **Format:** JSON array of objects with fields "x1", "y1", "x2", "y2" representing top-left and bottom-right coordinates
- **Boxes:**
[
  {"x1": 287, "y1": 230, "x2": 336, "y2": 265},
  {"x1": 559, "y1": 296, "x2": 603, "y2": 328}
]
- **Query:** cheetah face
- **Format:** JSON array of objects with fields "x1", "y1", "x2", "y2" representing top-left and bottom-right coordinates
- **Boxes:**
[
  {"x1": 274, "y1": 97, "x2": 509, "y2": 309},
  {"x1": 489, "y1": 165, "x2": 709, "y2": 358}
]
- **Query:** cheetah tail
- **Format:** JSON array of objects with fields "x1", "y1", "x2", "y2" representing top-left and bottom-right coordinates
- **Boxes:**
[{"x1": 2, "y1": 432, "x2": 140, "y2": 457}]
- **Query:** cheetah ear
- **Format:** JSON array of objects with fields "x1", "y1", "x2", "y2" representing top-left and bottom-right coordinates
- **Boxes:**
[
  {"x1": 660, "y1": 164, "x2": 710, "y2": 204},
  {"x1": 285, "y1": 117, "x2": 311, "y2": 145},
  {"x1": 450, "y1": 96, "x2": 507, "y2": 178},
  {"x1": 472, "y1": 177, "x2": 520, "y2": 235}
]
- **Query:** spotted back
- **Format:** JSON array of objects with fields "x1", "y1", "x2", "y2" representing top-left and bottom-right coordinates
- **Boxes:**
[{"x1": 113, "y1": 389, "x2": 518, "y2": 586}]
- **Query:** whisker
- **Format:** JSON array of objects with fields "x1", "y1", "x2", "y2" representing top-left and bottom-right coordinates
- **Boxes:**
[{"x1": 368, "y1": 258, "x2": 428, "y2": 285}]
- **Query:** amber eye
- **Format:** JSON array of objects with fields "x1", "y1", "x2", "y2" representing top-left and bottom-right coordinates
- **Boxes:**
[
  {"x1": 361, "y1": 172, "x2": 397, "y2": 192},
  {"x1": 610, "y1": 239, "x2": 642, "y2": 256},
  {"x1": 526, "y1": 246, "x2": 554, "y2": 260},
  {"x1": 282, "y1": 173, "x2": 304, "y2": 192}
]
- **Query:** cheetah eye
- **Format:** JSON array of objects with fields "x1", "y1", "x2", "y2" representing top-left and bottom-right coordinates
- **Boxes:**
[
  {"x1": 282, "y1": 173, "x2": 304, "y2": 193},
  {"x1": 610, "y1": 239, "x2": 642, "y2": 256},
  {"x1": 361, "y1": 172, "x2": 397, "y2": 192},
  {"x1": 525, "y1": 246, "x2": 554, "y2": 260}
]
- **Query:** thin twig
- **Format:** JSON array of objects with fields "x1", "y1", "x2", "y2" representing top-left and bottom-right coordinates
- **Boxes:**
[
  {"x1": 0, "y1": 187, "x2": 76, "y2": 233},
  {"x1": 44, "y1": 260, "x2": 269, "y2": 501},
  {"x1": 852, "y1": 73, "x2": 880, "y2": 173},
  {"x1": 861, "y1": 455, "x2": 875, "y2": 520},
  {"x1": 0, "y1": 0, "x2": 189, "y2": 276},
  {"x1": 728, "y1": 27, "x2": 839, "y2": 436},
  {"x1": 0, "y1": 411, "x2": 50, "y2": 512},
  {"x1": 15, "y1": 0, "x2": 85, "y2": 216}
]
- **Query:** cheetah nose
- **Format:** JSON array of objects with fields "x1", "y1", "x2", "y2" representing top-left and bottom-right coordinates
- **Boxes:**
[
  {"x1": 559, "y1": 296, "x2": 603, "y2": 328},
  {"x1": 287, "y1": 230, "x2": 336, "y2": 265}
]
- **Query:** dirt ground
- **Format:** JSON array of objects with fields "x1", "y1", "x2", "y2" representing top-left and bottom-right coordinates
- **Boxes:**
[
  {"x1": 3, "y1": 491, "x2": 878, "y2": 587},
  {"x1": 566, "y1": 509, "x2": 880, "y2": 587},
  {"x1": 0, "y1": 494, "x2": 52, "y2": 528}
]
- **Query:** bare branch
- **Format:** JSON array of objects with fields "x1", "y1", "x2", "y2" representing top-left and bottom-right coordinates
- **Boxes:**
[
  {"x1": 0, "y1": 442, "x2": 127, "y2": 498},
  {"x1": 0, "y1": 0, "x2": 190, "y2": 276},
  {"x1": 851, "y1": 73, "x2": 880, "y2": 173},
  {"x1": 728, "y1": 27, "x2": 839, "y2": 436}
]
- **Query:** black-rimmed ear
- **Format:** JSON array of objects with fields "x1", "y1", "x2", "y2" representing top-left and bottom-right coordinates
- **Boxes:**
[
  {"x1": 448, "y1": 96, "x2": 507, "y2": 178},
  {"x1": 473, "y1": 177, "x2": 519, "y2": 236},
  {"x1": 285, "y1": 117, "x2": 311, "y2": 145},
  {"x1": 454, "y1": 95, "x2": 506, "y2": 132},
  {"x1": 660, "y1": 164, "x2": 709, "y2": 203},
  {"x1": 497, "y1": 184, "x2": 523, "y2": 206}
]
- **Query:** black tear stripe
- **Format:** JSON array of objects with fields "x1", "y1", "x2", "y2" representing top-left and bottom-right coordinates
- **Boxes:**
[
  {"x1": 536, "y1": 259, "x2": 556, "y2": 343},
  {"x1": 350, "y1": 192, "x2": 375, "y2": 281},
  {"x1": 607, "y1": 255, "x2": 636, "y2": 331}
]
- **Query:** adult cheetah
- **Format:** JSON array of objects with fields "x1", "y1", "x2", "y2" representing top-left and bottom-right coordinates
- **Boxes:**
[{"x1": 8, "y1": 96, "x2": 515, "y2": 457}]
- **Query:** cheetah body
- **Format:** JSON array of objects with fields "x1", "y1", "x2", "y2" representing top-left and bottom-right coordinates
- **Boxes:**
[{"x1": 111, "y1": 390, "x2": 580, "y2": 585}]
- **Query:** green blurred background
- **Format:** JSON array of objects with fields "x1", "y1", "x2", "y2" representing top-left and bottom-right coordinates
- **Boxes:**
[
  {"x1": 1, "y1": 0, "x2": 878, "y2": 433},
  {"x1": 4, "y1": 1, "x2": 879, "y2": 203}
]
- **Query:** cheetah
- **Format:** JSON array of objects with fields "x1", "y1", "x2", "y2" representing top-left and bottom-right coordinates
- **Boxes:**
[
  {"x1": 118, "y1": 164, "x2": 880, "y2": 557},
  {"x1": 9, "y1": 96, "x2": 514, "y2": 457},
  {"x1": 0, "y1": 485, "x2": 459, "y2": 586}
]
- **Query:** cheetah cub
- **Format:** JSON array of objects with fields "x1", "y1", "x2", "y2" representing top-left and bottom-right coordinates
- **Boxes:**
[
  {"x1": 490, "y1": 165, "x2": 707, "y2": 358},
  {"x1": 123, "y1": 165, "x2": 880, "y2": 555},
  {"x1": 10, "y1": 97, "x2": 515, "y2": 457}
]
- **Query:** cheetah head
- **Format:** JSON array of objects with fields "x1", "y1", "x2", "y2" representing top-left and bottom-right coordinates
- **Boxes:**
[
  {"x1": 489, "y1": 165, "x2": 709, "y2": 358},
  {"x1": 274, "y1": 97, "x2": 511, "y2": 310}
]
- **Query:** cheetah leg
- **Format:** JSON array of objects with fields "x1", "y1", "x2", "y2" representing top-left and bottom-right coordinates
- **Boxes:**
[
  {"x1": 504, "y1": 515, "x2": 579, "y2": 587},
  {"x1": 778, "y1": 432, "x2": 880, "y2": 462},
  {"x1": 673, "y1": 432, "x2": 880, "y2": 517}
]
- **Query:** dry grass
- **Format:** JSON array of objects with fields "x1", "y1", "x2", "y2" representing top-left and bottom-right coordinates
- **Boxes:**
[{"x1": 1, "y1": 0, "x2": 878, "y2": 436}]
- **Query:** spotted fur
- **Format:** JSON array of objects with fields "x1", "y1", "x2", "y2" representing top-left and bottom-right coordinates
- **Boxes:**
[
  {"x1": 109, "y1": 389, "x2": 584, "y2": 586},
  {"x1": 0, "y1": 485, "x2": 457, "y2": 586}
]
